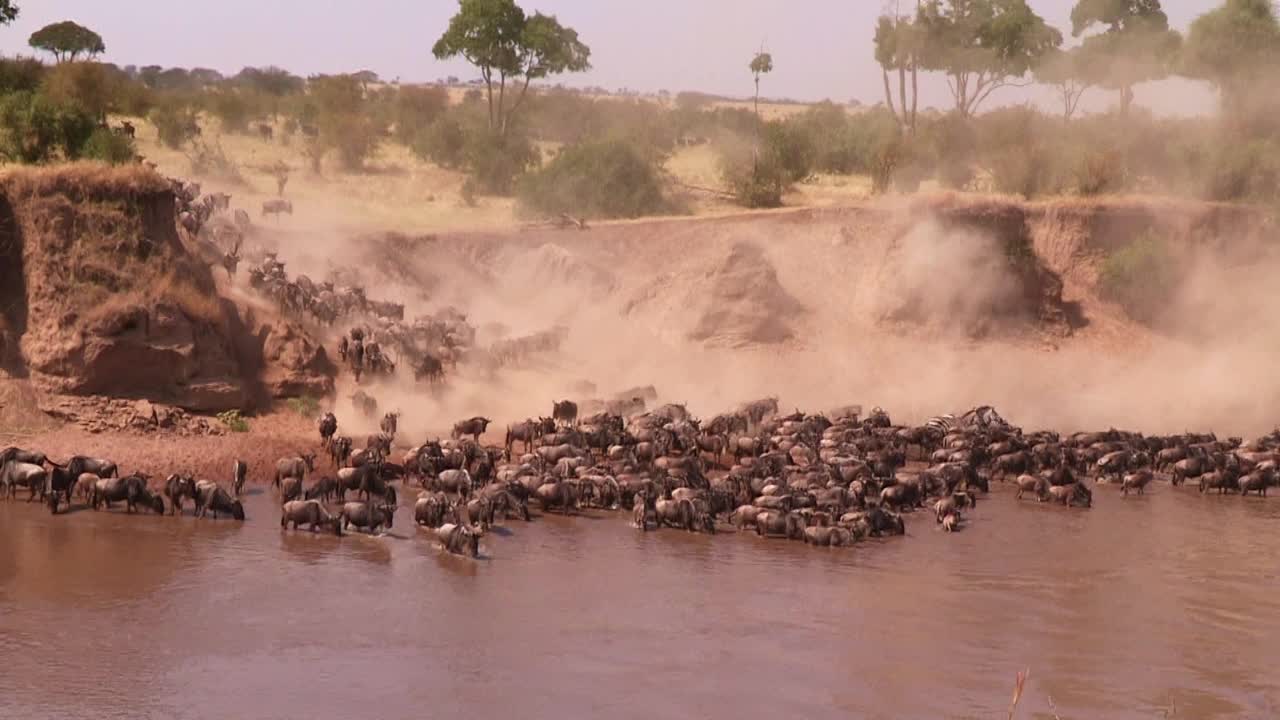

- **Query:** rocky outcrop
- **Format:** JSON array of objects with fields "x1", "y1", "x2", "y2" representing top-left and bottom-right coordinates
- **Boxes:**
[{"x1": 0, "y1": 164, "x2": 334, "y2": 414}]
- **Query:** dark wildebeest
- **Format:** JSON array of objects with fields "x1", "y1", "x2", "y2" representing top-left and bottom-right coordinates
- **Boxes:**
[
  {"x1": 163, "y1": 473, "x2": 197, "y2": 515},
  {"x1": 380, "y1": 412, "x2": 399, "y2": 438},
  {"x1": 232, "y1": 459, "x2": 248, "y2": 497},
  {"x1": 553, "y1": 400, "x2": 578, "y2": 427},
  {"x1": 193, "y1": 480, "x2": 246, "y2": 520},
  {"x1": 257, "y1": 123, "x2": 274, "y2": 141},
  {"x1": 262, "y1": 198, "x2": 292, "y2": 219},
  {"x1": 305, "y1": 476, "x2": 339, "y2": 503},
  {"x1": 452, "y1": 417, "x2": 492, "y2": 442},
  {"x1": 274, "y1": 453, "x2": 316, "y2": 489},
  {"x1": 318, "y1": 412, "x2": 338, "y2": 448},
  {"x1": 221, "y1": 237, "x2": 242, "y2": 279},
  {"x1": 281, "y1": 500, "x2": 341, "y2": 535},
  {"x1": 118, "y1": 121, "x2": 136, "y2": 138},
  {"x1": 505, "y1": 418, "x2": 554, "y2": 457}
]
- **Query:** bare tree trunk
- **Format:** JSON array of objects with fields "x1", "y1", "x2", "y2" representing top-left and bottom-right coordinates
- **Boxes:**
[
  {"x1": 1119, "y1": 85, "x2": 1133, "y2": 117},
  {"x1": 883, "y1": 68, "x2": 900, "y2": 126},
  {"x1": 909, "y1": 61, "x2": 918, "y2": 135}
]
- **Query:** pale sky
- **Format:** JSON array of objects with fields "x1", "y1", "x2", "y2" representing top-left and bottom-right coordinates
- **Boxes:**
[{"x1": 0, "y1": 1, "x2": 1220, "y2": 114}]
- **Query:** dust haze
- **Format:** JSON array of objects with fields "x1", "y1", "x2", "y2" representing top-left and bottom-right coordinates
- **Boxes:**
[{"x1": 253, "y1": 196, "x2": 1280, "y2": 441}]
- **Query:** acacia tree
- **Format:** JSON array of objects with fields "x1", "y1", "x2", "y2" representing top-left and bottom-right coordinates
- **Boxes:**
[
  {"x1": 29, "y1": 21, "x2": 104, "y2": 63},
  {"x1": 916, "y1": 0, "x2": 1062, "y2": 117},
  {"x1": 1034, "y1": 46, "x2": 1091, "y2": 121},
  {"x1": 874, "y1": 4, "x2": 922, "y2": 135},
  {"x1": 1182, "y1": 0, "x2": 1280, "y2": 115},
  {"x1": 749, "y1": 50, "x2": 773, "y2": 117},
  {"x1": 1071, "y1": 0, "x2": 1181, "y2": 116},
  {"x1": 433, "y1": 0, "x2": 590, "y2": 137},
  {"x1": 0, "y1": 2, "x2": 18, "y2": 25}
]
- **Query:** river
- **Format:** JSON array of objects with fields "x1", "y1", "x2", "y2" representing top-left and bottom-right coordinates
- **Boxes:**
[{"x1": 2, "y1": 483, "x2": 1278, "y2": 720}]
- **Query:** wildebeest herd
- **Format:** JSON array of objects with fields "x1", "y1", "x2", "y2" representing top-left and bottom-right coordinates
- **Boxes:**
[{"x1": 5, "y1": 400, "x2": 1280, "y2": 559}]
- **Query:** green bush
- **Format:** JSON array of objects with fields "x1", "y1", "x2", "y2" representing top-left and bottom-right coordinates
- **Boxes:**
[
  {"x1": 322, "y1": 113, "x2": 380, "y2": 170},
  {"x1": 1203, "y1": 140, "x2": 1279, "y2": 202},
  {"x1": 0, "y1": 57, "x2": 47, "y2": 94},
  {"x1": 79, "y1": 127, "x2": 136, "y2": 165},
  {"x1": 208, "y1": 90, "x2": 252, "y2": 133},
  {"x1": 464, "y1": 129, "x2": 539, "y2": 195},
  {"x1": 517, "y1": 140, "x2": 671, "y2": 219},
  {"x1": 150, "y1": 101, "x2": 200, "y2": 149},
  {"x1": 762, "y1": 120, "x2": 815, "y2": 183},
  {"x1": 721, "y1": 145, "x2": 786, "y2": 208},
  {"x1": 0, "y1": 91, "x2": 96, "y2": 163},
  {"x1": 217, "y1": 410, "x2": 249, "y2": 433},
  {"x1": 1074, "y1": 149, "x2": 1127, "y2": 196},
  {"x1": 1099, "y1": 233, "x2": 1177, "y2": 323},
  {"x1": 413, "y1": 115, "x2": 466, "y2": 168},
  {"x1": 393, "y1": 85, "x2": 449, "y2": 145},
  {"x1": 285, "y1": 396, "x2": 321, "y2": 417}
]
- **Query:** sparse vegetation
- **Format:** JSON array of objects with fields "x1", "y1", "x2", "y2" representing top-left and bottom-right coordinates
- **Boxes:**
[
  {"x1": 217, "y1": 410, "x2": 249, "y2": 433},
  {"x1": 286, "y1": 396, "x2": 321, "y2": 418},
  {"x1": 79, "y1": 127, "x2": 135, "y2": 165},
  {"x1": 518, "y1": 140, "x2": 671, "y2": 218},
  {"x1": 1099, "y1": 232, "x2": 1178, "y2": 322}
]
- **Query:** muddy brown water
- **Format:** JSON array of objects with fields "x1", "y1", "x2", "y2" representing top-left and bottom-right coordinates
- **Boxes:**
[{"x1": 2, "y1": 484, "x2": 1279, "y2": 720}]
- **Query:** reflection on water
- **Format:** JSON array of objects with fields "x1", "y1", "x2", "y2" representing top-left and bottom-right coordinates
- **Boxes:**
[{"x1": 2, "y1": 485, "x2": 1279, "y2": 719}]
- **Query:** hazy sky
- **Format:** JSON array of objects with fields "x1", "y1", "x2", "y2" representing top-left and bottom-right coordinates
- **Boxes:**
[{"x1": 0, "y1": 1, "x2": 1219, "y2": 114}]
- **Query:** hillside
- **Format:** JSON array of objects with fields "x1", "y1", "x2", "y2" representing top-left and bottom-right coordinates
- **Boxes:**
[
  {"x1": 305, "y1": 194, "x2": 1277, "y2": 437},
  {"x1": 0, "y1": 165, "x2": 333, "y2": 429}
]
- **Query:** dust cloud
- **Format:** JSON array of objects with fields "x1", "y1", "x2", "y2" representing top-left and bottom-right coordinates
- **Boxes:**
[{"x1": 260, "y1": 198, "x2": 1280, "y2": 441}]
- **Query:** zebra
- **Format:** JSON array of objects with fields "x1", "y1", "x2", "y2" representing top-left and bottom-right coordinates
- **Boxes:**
[{"x1": 924, "y1": 406, "x2": 1011, "y2": 439}]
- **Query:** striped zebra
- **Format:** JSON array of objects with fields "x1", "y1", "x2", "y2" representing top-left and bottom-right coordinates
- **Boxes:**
[{"x1": 925, "y1": 406, "x2": 1010, "y2": 437}]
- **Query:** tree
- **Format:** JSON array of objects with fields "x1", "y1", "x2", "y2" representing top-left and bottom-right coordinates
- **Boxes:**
[
  {"x1": 916, "y1": 0, "x2": 1063, "y2": 117},
  {"x1": 1034, "y1": 46, "x2": 1091, "y2": 120},
  {"x1": 0, "y1": 1, "x2": 18, "y2": 25},
  {"x1": 749, "y1": 50, "x2": 773, "y2": 117},
  {"x1": 874, "y1": 4, "x2": 922, "y2": 135},
  {"x1": 433, "y1": 0, "x2": 590, "y2": 137},
  {"x1": 1182, "y1": 0, "x2": 1280, "y2": 115},
  {"x1": 28, "y1": 21, "x2": 105, "y2": 63},
  {"x1": 1071, "y1": 0, "x2": 1180, "y2": 116}
]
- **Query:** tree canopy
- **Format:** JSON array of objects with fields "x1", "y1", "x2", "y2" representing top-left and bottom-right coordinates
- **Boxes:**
[
  {"x1": 236, "y1": 66, "x2": 304, "y2": 97},
  {"x1": 916, "y1": 0, "x2": 1062, "y2": 117},
  {"x1": 433, "y1": 0, "x2": 590, "y2": 136},
  {"x1": 1182, "y1": 0, "x2": 1280, "y2": 112},
  {"x1": 29, "y1": 21, "x2": 104, "y2": 63},
  {"x1": 874, "y1": 10, "x2": 923, "y2": 133},
  {"x1": 749, "y1": 51, "x2": 773, "y2": 116},
  {"x1": 1071, "y1": 0, "x2": 1180, "y2": 115},
  {"x1": 0, "y1": 1, "x2": 18, "y2": 26}
]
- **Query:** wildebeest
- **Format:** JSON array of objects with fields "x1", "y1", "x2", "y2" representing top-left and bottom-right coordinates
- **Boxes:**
[
  {"x1": 91, "y1": 475, "x2": 164, "y2": 514},
  {"x1": 553, "y1": 400, "x2": 578, "y2": 427},
  {"x1": 193, "y1": 480, "x2": 245, "y2": 520},
  {"x1": 232, "y1": 460, "x2": 248, "y2": 497},
  {"x1": 1, "y1": 458, "x2": 46, "y2": 501},
  {"x1": 340, "y1": 502, "x2": 394, "y2": 534},
  {"x1": 281, "y1": 500, "x2": 341, "y2": 534},
  {"x1": 318, "y1": 412, "x2": 338, "y2": 448},
  {"x1": 221, "y1": 237, "x2": 242, "y2": 279},
  {"x1": 256, "y1": 123, "x2": 274, "y2": 141},
  {"x1": 380, "y1": 412, "x2": 399, "y2": 438},
  {"x1": 452, "y1": 416, "x2": 492, "y2": 442},
  {"x1": 262, "y1": 199, "x2": 292, "y2": 219},
  {"x1": 274, "y1": 453, "x2": 316, "y2": 489}
]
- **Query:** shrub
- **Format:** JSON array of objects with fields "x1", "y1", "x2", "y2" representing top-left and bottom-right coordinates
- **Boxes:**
[
  {"x1": 460, "y1": 178, "x2": 478, "y2": 207},
  {"x1": 207, "y1": 90, "x2": 252, "y2": 133},
  {"x1": 217, "y1": 410, "x2": 249, "y2": 433},
  {"x1": 721, "y1": 142, "x2": 786, "y2": 208},
  {"x1": 187, "y1": 139, "x2": 244, "y2": 183},
  {"x1": 0, "y1": 91, "x2": 96, "y2": 163},
  {"x1": 1074, "y1": 149, "x2": 1126, "y2": 196},
  {"x1": 150, "y1": 101, "x2": 200, "y2": 149},
  {"x1": 413, "y1": 115, "x2": 466, "y2": 168},
  {"x1": 518, "y1": 140, "x2": 670, "y2": 219},
  {"x1": 1203, "y1": 140, "x2": 1279, "y2": 202},
  {"x1": 1098, "y1": 233, "x2": 1177, "y2": 323},
  {"x1": 0, "y1": 57, "x2": 47, "y2": 94},
  {"x1": 286, "y1": 396, "x2": 321, "y2": 417},
  {"x1": 393, "y1": 85, "x2": 449, "y2": 145},
  {"x1": 464, "y1": 129, "x2": 539, "y2": 195},
  {"x1": 762, "y1": 120, "x2": 815, "y2": 183},
  {"x1": 322, "y1": 112, "x2": 379, "y2": 170},
  {"x1": 79, "y1": 127, "x2": 135, "y2": 165}
]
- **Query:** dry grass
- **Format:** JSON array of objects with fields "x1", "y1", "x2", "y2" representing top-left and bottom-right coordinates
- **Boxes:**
[{"x1": 0, "y1": 162, "x2": 169, "y2": 200}]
